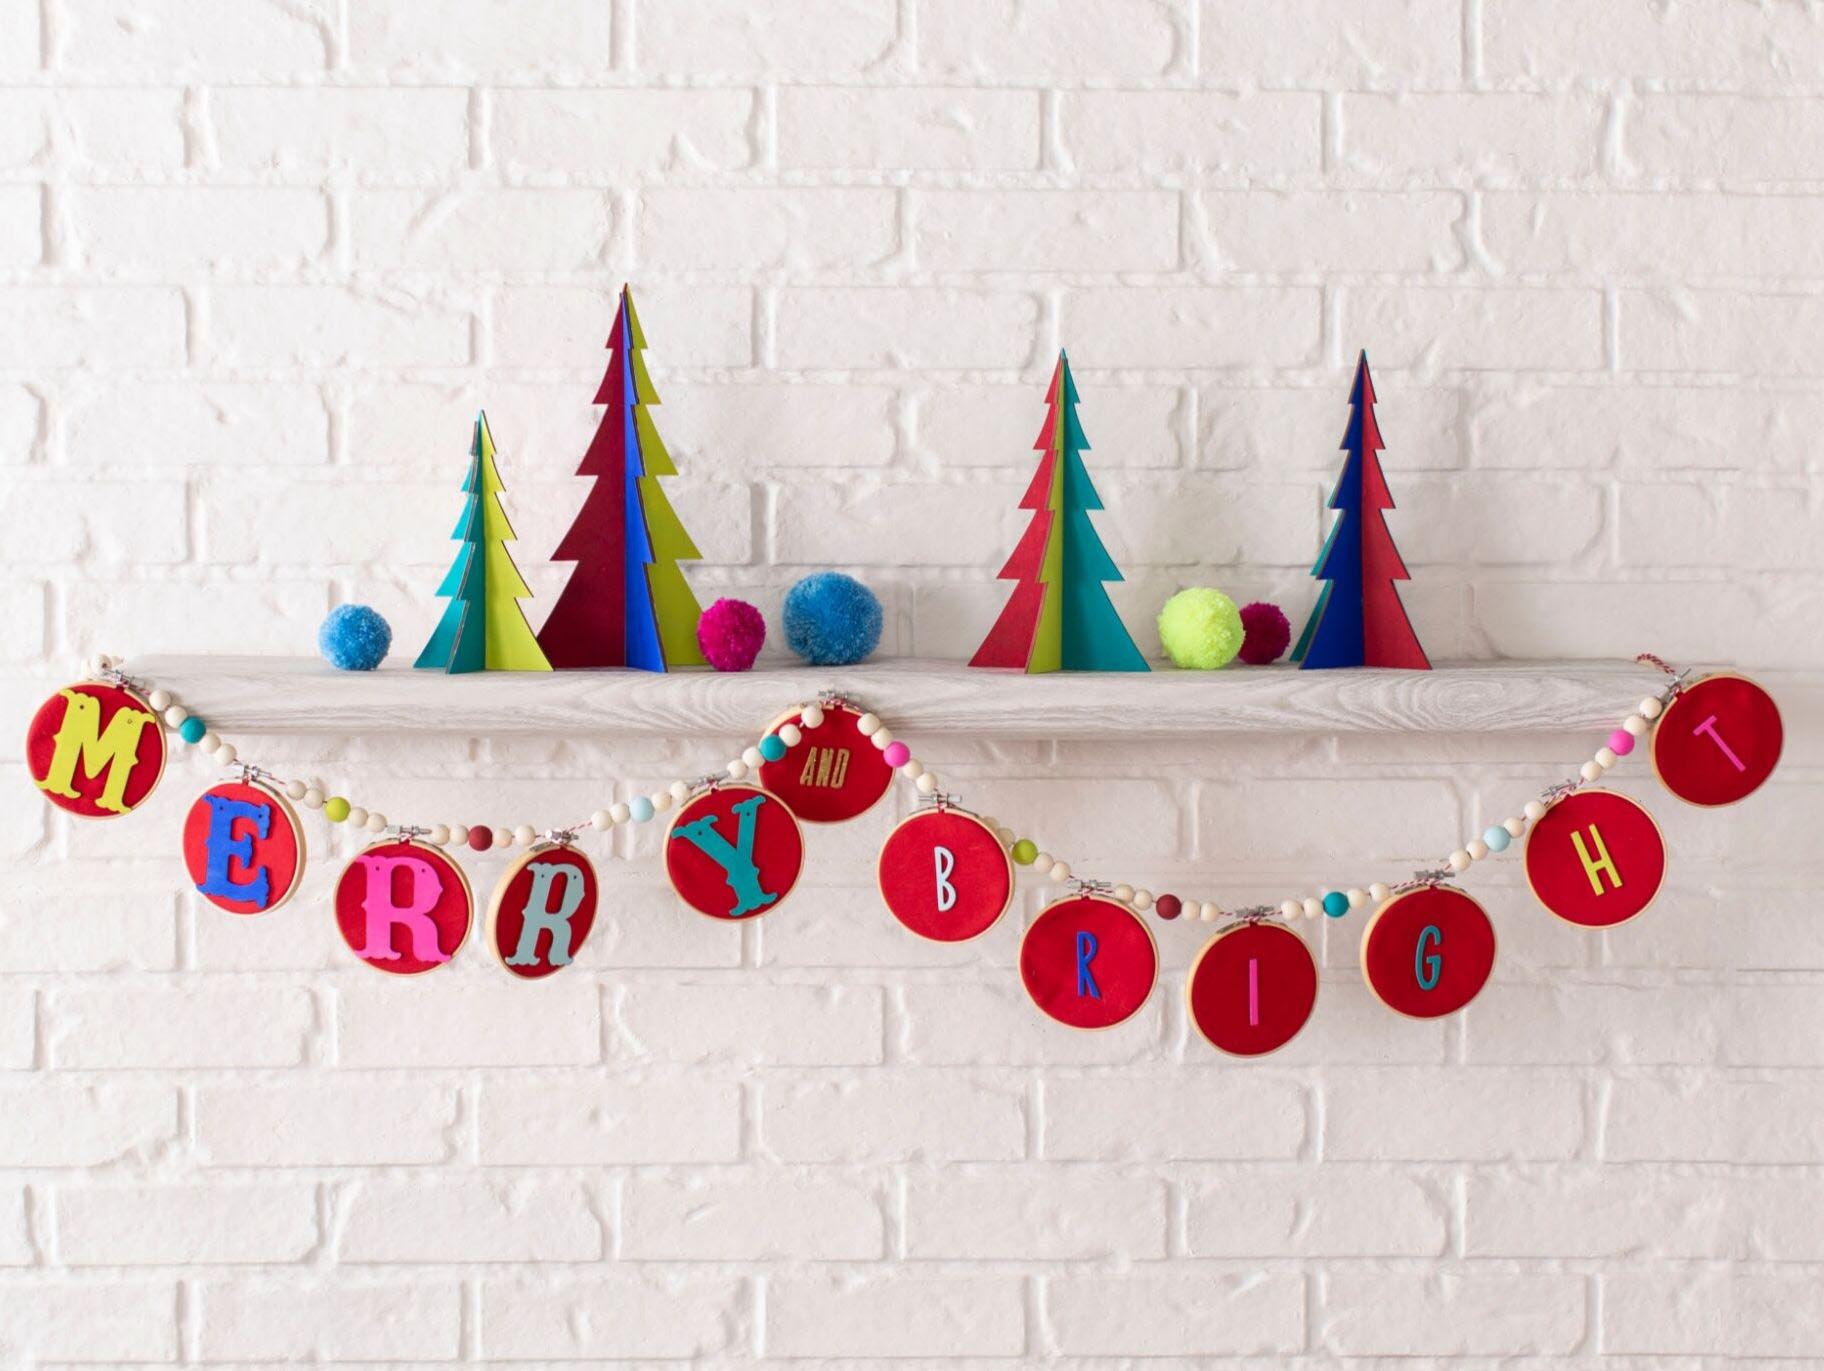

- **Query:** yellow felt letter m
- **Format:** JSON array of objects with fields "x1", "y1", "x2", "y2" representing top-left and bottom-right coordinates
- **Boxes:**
[{"x1": 35, "y1": 689, "x2": 157, "y2": 814}]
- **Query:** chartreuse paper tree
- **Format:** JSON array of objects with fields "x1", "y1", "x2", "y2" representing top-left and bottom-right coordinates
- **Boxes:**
[
  {"x1": 537, "y1": 286, "x2": 706, "y2": 671},
  {"x1": 971, "y1": 352, "x2": 1148, "y2": 673},
  {"x1": 1293, "y1": 351, "x2": 1430, "y2": 670},
  {"x1": 415, "y1": 412, "x2": 552, "y2": 674}
]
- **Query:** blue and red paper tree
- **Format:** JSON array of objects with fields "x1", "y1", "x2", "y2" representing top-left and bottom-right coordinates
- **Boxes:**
[
  {"x1": 537, "y1": 286, "x2": 706, "y2": 671},
  {"x1": 971, "y1": 352, "x2": 1148, "y2": 673},
  {"x1": 1293, "y1": 351, "x2": 1430, "y2": 670}
]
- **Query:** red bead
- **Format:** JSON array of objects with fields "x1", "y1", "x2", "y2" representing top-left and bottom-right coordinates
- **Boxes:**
[
  {"x1": 1155, "y1": 893, "x2": 1182, "y2": 920},
  {"x1": 467, "y1": 825, "x2": 493, "y2": 852}
]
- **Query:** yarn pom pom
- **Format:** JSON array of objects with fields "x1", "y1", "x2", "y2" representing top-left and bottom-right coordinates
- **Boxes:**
[
  {"x1": 318, "y1": 604, "x2": 392, "y2": 671},
  {"x1": 783, "y1": 571, "x2": 882, "y2": 666},
  {"x1": 1156, "y1": 588, "x2": 1244, "y2": 671},
  {"x1": 697, "y1": 597, "x2": 767, "y2": 672},
  {"x1": 1238, "y1": 601, "x2": 1292, "y2": 665}
]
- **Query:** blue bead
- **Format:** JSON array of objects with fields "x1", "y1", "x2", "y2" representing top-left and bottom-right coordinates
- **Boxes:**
[
  {"x1": 1482, "y1": 825, "x2": 1511, "y2": 853},
  {"x1": 1322, "y1": 890, "x2": 1349, "y2": 918},
  {"x1": 178, "y1": 716, "x2": 206, "y2": 745},
  {"x1": 628, "y1": 796, "x2": 655, "y2": 823},
  {"x1": 758, "y1": 734, "x2": 788, "y2": 762}
]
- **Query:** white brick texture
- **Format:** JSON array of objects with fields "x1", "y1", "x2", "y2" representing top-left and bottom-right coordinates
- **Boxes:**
[{"x1": 4, "y1": 0, "x2": 1822, "y2": 1363}]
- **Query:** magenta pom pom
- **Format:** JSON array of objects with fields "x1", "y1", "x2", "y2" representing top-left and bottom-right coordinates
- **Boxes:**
[
  {"x1": 1608, "y1": 728, "x2": 1636, "y2": 756},
  {"x1": 882, "y1": 741, "x2": 910, "y2": 768},
  {"x1": 697, "y1": 598, "x2": 766, "y2": 672},
  {"x1": 1237, "y1": 601, "x2": 1292, "y2": 665}
]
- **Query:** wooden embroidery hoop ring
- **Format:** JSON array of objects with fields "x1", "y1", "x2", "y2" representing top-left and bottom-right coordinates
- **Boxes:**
[
  {"x1": 1523, "y1": 786, "x2": 1667, "y2": 929},
  {"x1": 1184, "y1": 918, "x2": 1319, "y2": 1057},
  {"x1": 484, "y1": 840, "x2": 598, "y2": 978},
  {"x1": 1019, "y1": 892, "x2": 1159, "y2": 1032},
  {"x1": 663, "y1": 781, "x2": 804, "y2": 920},
  {"x1": 875, "y1": 802, "x2": 1014, "y2": 943}
]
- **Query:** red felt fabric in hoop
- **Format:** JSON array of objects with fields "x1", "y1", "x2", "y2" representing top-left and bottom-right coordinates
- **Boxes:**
[
  {"x1": 1524, "y1": 788, "x2": 1665, "y2": 928},
  {"x1": 878, "y1": 808, "x2": 1011, "y2": 942},
  {"x1": 1360, "y1": 886, "x2": 1494, "y2": 1018},
  {"x1": 1020, "y1": 896, "x2": 1157, "y2": 1029}
]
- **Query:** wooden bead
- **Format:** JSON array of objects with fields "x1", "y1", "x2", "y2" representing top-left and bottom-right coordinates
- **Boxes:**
[
  {"x1": 1280, "y1": 899, "x2": 1301, "y2": 919},
  {"x1": 669, "y1": 780, "x2": 692, "y2": 802},
  {"x1": 1113, "y1": 883, "x2": 1134, "y2": 903},
  {"x1": 591, "y1": 809, "x2": 613, "y2": 831},
  {"x1": 1048, "y1": 860, "x2": 1071, "y2": 882},
  {"x1": 900, "y1": 760, "x2": 924, "y2": 781},
  {"x1": 1368, "y1": 882, "x2": 1390, "y2": 902},
  {"x1": 1448, "y1": 849, "x2": 1472, "y2": 872},
  {"x1": 448, "y1": 824, "x2": 469, "y2": 846},
  {"x1": 1580, "y1": 760, "x2": 1603, "y2": 782},
  {"x1": 870, "y1": 728, "x2": 893, "y2": 750},
  {"x1": 1503, "y1": 816, "x2": 1526, "y2": 838},
  {"x1": 1347, "y1": 887, "x2": 1368, "y2": 909},
  {"x1": 1200, "y1": 902, "x2": 1221, "y2": 922},
  {"x1": 1302, "y1": 897, "x2": 1323, "y2": 918},
  {"x1": 162, "y1": 705, "x2": 187, "y2": 728},
  {"x1": 199, "y1": 731, "x2": 222, "y2": 753},
  {"x1": 995, "y1": 826, "x2": 1015, "y2": 845},
  {"x1": 915, "y1": 772, "x2": 938, "y2": 795},
  {"x1": 741, "y1": 746, "x2": 763, "y2": 769},
  {"x1": 1152, "y1": 893, "x2": 1180, "y2": 919},
  {"x1": 147, "y1": 689, "x2": 172, "y2": 711},
  {"x1": 1131, "y1": 889, "x2": 1152, "y2": 911},
  {"x1": 344, "y1": 806, "x2": 368, "y2": 829},
  {"x1": 726, "y1": 759, "x2": 748, "y2": 780},
  {"x1": 608, "y1": 802, "x2": 631, "y2": 824},
  {"x1": 213, "y1": 743, "x2": 237, "y2": 766},
  {"x1": 1467, "y1": 838, "x2": 1489, "y2": 860},
  {"x1": 778, "y1": 723, "x2": 802, "y2": 747},
  {"x1": 651, "y1": 790, "x2": 674, "y2": 814},
  {"x1": 856, "y1": 712, "x2": 881, "y2": 736},
  {"x1": 1031, "y1": 851, "x2": 1052, "y2": 872},
  {"x1": 1524, "y1": 800, "x2": 1547, "y2": 822},
  {"x1": 512, "y1": 824, "x2": 536, "y2": 847},
  {"x1": 800, "y1": 704, "x2": 824, "y2": 729},
  {"x1": 302, "y1": 788, "x2": 324, "y2": 810},
  {"x1": 364, "y1": 812, "x2": 387, "y2": 833},
  {"x1": 1595, "y1": 747, "x2": 1617, "y2": 768},
  {"x1": 286, "y1": 779, "x2": 308, "y2": 801},
  {"x1": 427, "y1": 824, "x2": 450, "y2": 845},
  {"x1": 1639, "y1": 695, "x2": 1663, "y2": 720},
  {"x1": 1623, "y1": 714, "x2": 1650, "y2": 737}
]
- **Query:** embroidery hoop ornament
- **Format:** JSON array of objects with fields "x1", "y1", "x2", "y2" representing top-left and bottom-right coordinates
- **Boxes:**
[
  {"x1": 333, "y1": 835, "x2": 474, "y2": 975},
  {"x1": 758, "y1": 699, "x2": 894, "y2": 824},
  {"x1": 485, "y1": 838, "x2": 599, "y2": 980},
  {"x1": 664, "y1": 780, "x2": 804, "y2": 920},
  {"x1": 1358, "y1": 883, "x2": 1495, "y2": 1019},
  {"x1": 1019, "y1": 889, "x2": 1159, "y2": 1030},
  {"x1": 181, "y1": 775, "x2": 307, "y2": 915},
  {"x1": 1650, "y1": 670, "x2": 1784, "y2": 808},
  {"x1": 27, "y1": 678, "x2": 167, "y2": 820},
  {"x1": 876, "y1": 801, "x2": 1013, "y2": 943},
  {"x1": 1185, "y1": 918, "x2": 1319, "y2": 1057},
  {"x1": 1523, "y1": 786, "x2": 1666, "y2": 928}
]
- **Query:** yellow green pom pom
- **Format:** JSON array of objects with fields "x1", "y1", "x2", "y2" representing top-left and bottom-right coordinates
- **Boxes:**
[
  {"x1": 323, "y1": 796, "x2": 351, "y2": 823},
  {"x1": 1157, "y1": 587, "x2": 1245, "y2": 670},
  {"x1": 1011, "y1": 838, "x2": 1038, "y2": 866}
]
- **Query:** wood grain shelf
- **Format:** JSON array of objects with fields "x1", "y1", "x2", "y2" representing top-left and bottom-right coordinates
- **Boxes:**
[{"x1": 106, "y1": 656, "x2": 1798, "y2": 740}]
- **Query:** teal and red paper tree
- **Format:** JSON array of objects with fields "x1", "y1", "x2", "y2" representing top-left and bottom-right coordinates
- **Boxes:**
[
  {"x1": 971, "y1": 352, "x2": 1148, "y2": 673},
  {"x1": 537, "y1": 286, "x2": 706, "y2": 671},
  {"x1": 1292, "y1": 351, "x2": 1430, "y2": 670},
  {"x1": 415, "y1": 412, "x2": 552, "y2": 674}
]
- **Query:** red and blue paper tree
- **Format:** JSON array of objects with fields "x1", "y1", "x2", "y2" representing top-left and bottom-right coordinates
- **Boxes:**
[
  {"x1": 537, "y1": 286, "x2": 706, "y2": 671},
  {"x1": 415, "y1": 411, "x2": 552, "y2": 674},
  {"x1": 1292, "y1": 352, "x2": 1430, "y2": 670},
  {"x1": 971, "y1": 352, "x2": 1148, "y2": 673}
]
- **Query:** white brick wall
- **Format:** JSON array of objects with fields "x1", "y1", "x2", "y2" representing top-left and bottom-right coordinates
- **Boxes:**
[{"x1": 5, "y1": 0, "x2": 1822, "y2": 1362}]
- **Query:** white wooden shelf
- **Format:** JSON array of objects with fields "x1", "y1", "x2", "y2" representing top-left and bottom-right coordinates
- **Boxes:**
[{"x1": 105, "y1": 655, "x2": 1799, "y2": 740}]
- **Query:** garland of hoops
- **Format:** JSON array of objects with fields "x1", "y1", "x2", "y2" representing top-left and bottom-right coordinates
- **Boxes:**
[{"x1": 25, "y1": 654, "x2": 1783, "y2": 1056}]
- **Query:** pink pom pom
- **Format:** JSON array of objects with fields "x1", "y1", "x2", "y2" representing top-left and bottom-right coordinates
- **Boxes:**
[
  {"x1": 882, "y1": 741, "x2": 910, "y2": 768},
  {"x1": 697, "y1": 598, "x2": 766, "y2": 672},
  {"x1": 1237, "y1": 601, "x2": 1292, "y2": 665},
  {"x1": 1608, "y1": 728, "x2": 1635, "y2": 756}
]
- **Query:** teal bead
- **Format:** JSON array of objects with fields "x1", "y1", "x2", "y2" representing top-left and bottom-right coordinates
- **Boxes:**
[
  {"x1": 1482, "y1": 825, "x2": 1511, "y2": 853},
  {"x1": 758, "y1": 733, "x2": 788, "y2": 762},
  {"x1": 178, "y1": 716, "x2": 206, "y2": 745},
  {"x1": 628, "y1": 796, "x2": 655, "y2": 823},
  {"x1": 1322, "y1": 890, "x2": 1349, "y2": 918}
]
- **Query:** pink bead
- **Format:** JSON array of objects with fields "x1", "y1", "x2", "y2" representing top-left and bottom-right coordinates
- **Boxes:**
[
  {"x1": 882, "y1": 741, "x2": 910, "y2": 768},
  {"x1": 1608, "y1": 728, "x2": 1635, "y2": 757}
]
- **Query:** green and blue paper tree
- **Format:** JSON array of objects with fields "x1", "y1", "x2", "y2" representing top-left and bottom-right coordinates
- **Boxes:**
[
  {"x1": 415, "y1": 412, "x2": 552, "y2": 674},
  {"x1": 971, "y1": 352, "x2": 1148, "y2": 673}
]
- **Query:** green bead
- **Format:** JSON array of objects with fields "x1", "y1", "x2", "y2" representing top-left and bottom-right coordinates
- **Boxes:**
[
  {"x1": 1011, "y1": 839, "x2": 1038, "y2": 866},
  {"x1": 178, "y1": 716, "x2": 206, "y2": 745},
  {"x1": 1322, "y1": 890, "x2": 1349, "y2": 918},
  {"x1": 323, "y1": 796, "x2": 351, "y2": 823}
]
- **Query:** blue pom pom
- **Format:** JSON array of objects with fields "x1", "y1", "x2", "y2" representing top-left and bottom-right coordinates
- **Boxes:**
[
  {"x1": 318, "y1": 604, "x2": 392, "y2": 671},
  {"x1": 1322, "y1": 891, "x2": 1350, "y2": 918},
  {"x1": 782, "y1": 572, "x2": 882, "y2": 666},
  {"x1": 758, "y1": 733, "x2": 788, "y2": 762}
]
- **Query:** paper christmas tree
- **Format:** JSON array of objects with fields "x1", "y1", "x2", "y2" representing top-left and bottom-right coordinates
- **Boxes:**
[
  {"x1": 1292, "y1": 351, "x2": 1430, "y2": 670},
  {"x1": 537, "y1": 286, "x2": 706, "y2": 671},
  {"x1": 415, "y1": 411, "x2": 552, "y2": 674},
  {"x1": 971, "y1": 352, "x2": 1148, "y2": 673}
]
